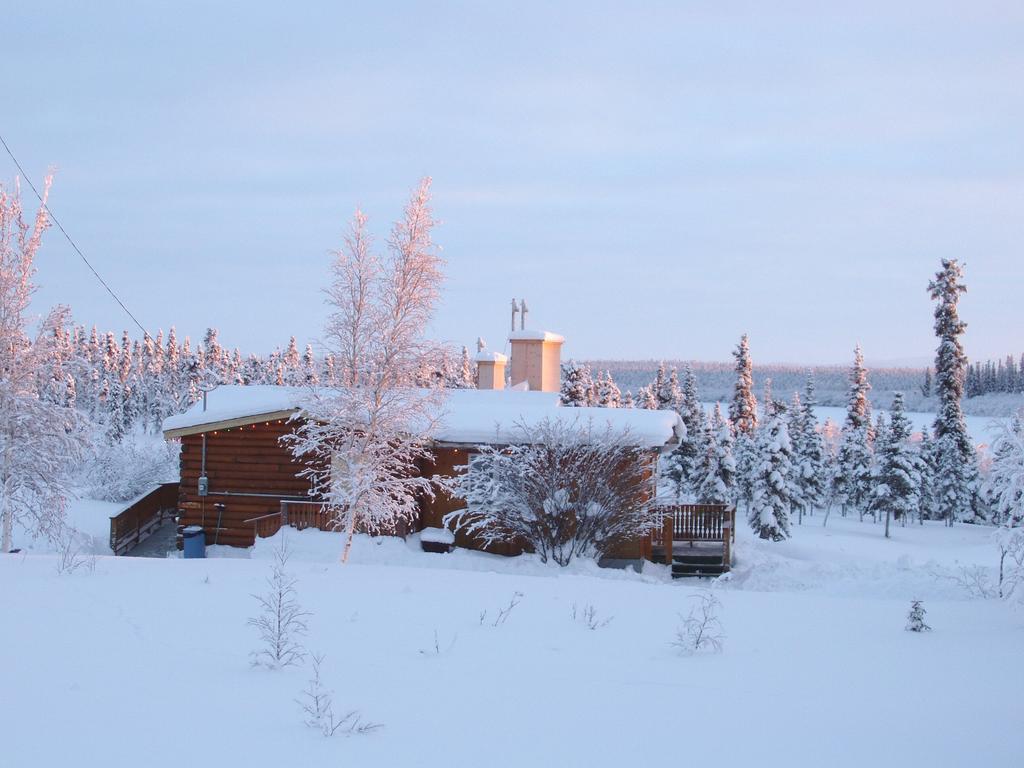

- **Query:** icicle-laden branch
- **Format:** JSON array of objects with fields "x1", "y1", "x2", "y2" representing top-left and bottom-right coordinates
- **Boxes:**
[{"x1": 442, "y1": 417, "x2": 660, "y2": 567}]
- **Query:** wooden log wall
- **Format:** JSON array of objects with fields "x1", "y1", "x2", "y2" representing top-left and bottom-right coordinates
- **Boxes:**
[{"x1": 176, "y1": 419, "x2": 317, "y2": 548}]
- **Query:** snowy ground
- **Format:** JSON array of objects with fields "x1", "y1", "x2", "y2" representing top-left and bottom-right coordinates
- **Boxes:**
[{"x1": 2, "y1": 516, "x2": 1021, "y2": 768}]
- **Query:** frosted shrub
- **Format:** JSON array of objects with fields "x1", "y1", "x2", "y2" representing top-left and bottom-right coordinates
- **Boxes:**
[
  {"x1": 82, "y1": 433, "x2": 179, "y2": 502},
  {"x1": 249, "y1": 540, "x2": 310, "y2": 669},
  {"x1": 906, "y1": 600, "x2": 931, "y2": 632},
  {"x1": 673, "y1": 592, "x2": 724, "y2": 655},
  {"x1": 444, "y1": 417, "x2": 661, "y2": 566},
  {"x1": 54, "y1": 523, "x2": 95, "y2": 575}
]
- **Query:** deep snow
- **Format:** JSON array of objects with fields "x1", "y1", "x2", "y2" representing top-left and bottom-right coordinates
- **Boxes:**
[{"x1": 1, "y1": 516, "x2": 1021, "y2": 768}]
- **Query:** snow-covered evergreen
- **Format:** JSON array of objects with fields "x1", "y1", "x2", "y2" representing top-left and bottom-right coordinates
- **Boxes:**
[
  {"x1": 696, "y1": 404, "x2": 736, "y2": 505},
  {"x1": 834, "y1": 345, "x2": 874, "y2": 519},
  {"x1": 729, "y1": 334, "x2": 758, "y2": 435},
  {"x1": 746, "y1": 400, "x2": 793, "y2": 541},
  {"x1": 870, "y1": 393, "x2": 920, "y2": 537},
  {"x1": 789, "y1": 375, "x2": 827, "y2": 523},
  {"x1": 559, "y1": 360, "x2": 594, "y2": 407},
  {"x1": 928, "y1": 259, "x2": 979, "y2": 525}
]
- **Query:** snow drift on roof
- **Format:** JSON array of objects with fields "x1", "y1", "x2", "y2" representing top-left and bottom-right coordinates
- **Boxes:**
[{"x1": 162, "y1": 385, "x2": 682, "y2": 448}]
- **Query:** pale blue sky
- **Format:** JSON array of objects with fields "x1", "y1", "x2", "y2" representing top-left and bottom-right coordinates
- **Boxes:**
[{"x1": 7, "y1": 2, "x2": 1023, "y2": 364}]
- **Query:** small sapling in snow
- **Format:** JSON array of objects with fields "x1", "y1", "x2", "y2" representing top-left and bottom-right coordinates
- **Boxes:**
[
  {"x1": 571, "y1": 602, "x2": 613, "y2": 630},
  {"x1": 906, "y1": 600, "x2": 931, "y2": 632},
  {"x1": 673, "y1": 592, "x2": 724, "y2": 655},
  {"x1": 249, "y1": 539, "x2": 310, "y2": 668},
  {"x1": 419, "y1": 629, "x2": 457, "y2": 656},
  {"x1": 479, "y1": 591, "x2": 523, "y2": 627},
  {"x1": 297, "y1": 654, "x2": 381, "y2": 737}
]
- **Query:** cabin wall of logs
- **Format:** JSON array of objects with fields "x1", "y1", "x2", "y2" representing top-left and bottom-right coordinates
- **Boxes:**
[
  {"x1": 173, "y1": 421, "x2": 713, "y2": 565},
  {"x1": 176, "y1": 419, "x2": 316, "y2": 548}
]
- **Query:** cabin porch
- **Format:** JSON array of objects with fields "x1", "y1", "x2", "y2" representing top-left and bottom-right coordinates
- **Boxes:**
[{"x1": 647, "y1": 504, "x2": 736, "y2": 578}]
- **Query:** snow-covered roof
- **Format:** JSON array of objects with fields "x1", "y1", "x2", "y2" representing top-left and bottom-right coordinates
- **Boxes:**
[
  {"x1": 508, "y1": 329, "x2": 564, "y2": 343},
  {"x1": 473, "y1": 350, "x2": 507, "y2": 363},
  {"x1": 163, "y1": 385, "x2": 683, "y2": 449}
]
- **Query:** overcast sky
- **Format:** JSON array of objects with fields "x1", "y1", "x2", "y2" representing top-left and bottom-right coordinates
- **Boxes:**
[{"x1": 6, "y1": 2, "x2": 1022, "y2": 365}]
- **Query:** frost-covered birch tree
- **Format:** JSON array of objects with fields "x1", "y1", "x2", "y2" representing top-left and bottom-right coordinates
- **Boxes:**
[
  {"x1": 1, "y1": 176, "x2": 89, "y2": 552},
  {"x1": 285, "y1": 178, "x2": 445, "y2": 563}
]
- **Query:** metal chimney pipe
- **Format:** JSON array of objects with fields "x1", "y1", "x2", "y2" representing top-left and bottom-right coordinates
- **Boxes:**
[
  {"x1": 510, "y1": 299, "x2": 519, "y2": 333},
  {"x1": 520, "y1": 299, "x2": 528, "y2": 330}
]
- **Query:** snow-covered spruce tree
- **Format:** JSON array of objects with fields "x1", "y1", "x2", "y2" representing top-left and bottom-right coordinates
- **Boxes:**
[
  {"x1": 916, "y1": 430, "x2": 937, "y2": 523},
  {"x1": 664, "y1": 364, "x2": 706, "y2": 499},
  {"x1": 834, "y1": 345, "x2": 873, "y2": 519},
  {"x1": 0, "y1": 176, "x2": 90, "y2": 552},
  {"x1": 791, "y1": 374, "x2": 827, "y2": 521},
  {"x1": 921, "y1": 368, "x2": 932, "y2": 398},
  {"x1": 985, "y1": 411, "x2": 1024, "y2": 528},
  {"x1": 870, "y1": 394, "x2": 920, "y2": 538},
  {"x1": 747, "y1": 400, "x2": 793, "y2": 541},
  {"x1": 729, "y1": 334, "x2": 757, "y2": 436},
  {"x1": 460, "y1": 345, "x2": 474, "y2": 388},
  {"x1": 559, "y1": 360, "x2": 593, "y2": 407},
  {"x1": 696, "y1": 404, "x2": 736, "y2": 505},
  {"x1": 657, "y1": 365, "x2": 682, "y2": 411},
  {"x1": 635, "y1": 385, "x2": 657, "y2": 410},
  {"x1": 285, "y1": 178, "x2": 445, "y2": 563},
  {"x1": 621, "y1": 390, "x2": 634, "y2": 408},
  {"x1": 928, "y1": 259, "x2": 979, "y2": 525},
  {"x1": 443, "y1": 418, "x2": 661, "y2": 567},
  {"x1": 906, "y1": 600, "x2": 931, "y2": 632},
  {"x1": 596, "y1": 370, "x2": 621, "y2": 408},
  {"x1": 985, "y1": 412, "x2": 1024, "y2": 599}
]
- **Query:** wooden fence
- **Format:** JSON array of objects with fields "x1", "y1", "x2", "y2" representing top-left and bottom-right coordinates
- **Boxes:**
[
  {"x1": 650, "y1": 504, "x2": 735, "y2": 565},
  {"x1": 245, "y1": 501, "x2": 333, "y2": 539},
  {"x1": 109, "y1": 482, "x2": 180, "y2": 555}
]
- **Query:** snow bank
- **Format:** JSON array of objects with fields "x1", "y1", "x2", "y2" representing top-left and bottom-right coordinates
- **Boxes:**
[{"x1": 2, "y1": 526, "x2": 1021, "y2": 768}]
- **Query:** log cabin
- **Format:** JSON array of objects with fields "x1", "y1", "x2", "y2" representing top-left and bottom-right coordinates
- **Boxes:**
[{"x1": 162, "y1": 329, "x2": 734, "y2": 571}]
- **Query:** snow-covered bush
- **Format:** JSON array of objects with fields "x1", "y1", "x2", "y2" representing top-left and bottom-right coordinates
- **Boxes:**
[
  {"x1": 673, "y1": 592, "x2": 724, "y2": 655},
  {"x1": 249, "y1": 540, "x2": 310, "y2": 669},
  {"x1": 905, "y1": 600, "x2": 931, "y2": 632},
  {"x1": 443, "y1": 418, "x2": 661, "y2": 567},
  {"x1": 81, "y1": 433, "x2": 179, "y2": 502}
]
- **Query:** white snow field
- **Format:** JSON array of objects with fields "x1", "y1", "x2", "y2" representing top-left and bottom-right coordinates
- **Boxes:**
[{"x1": 2, "y1": 517, "x2": 1021, "y2": 768}]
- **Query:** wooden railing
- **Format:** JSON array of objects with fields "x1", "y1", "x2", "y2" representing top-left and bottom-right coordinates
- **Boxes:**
[
  {"x1": 109, "y1": 482, "x2": 180, "y2": 555},
  {"x1": 650, "y1": 504, "x2": 735, "y2": 566},
  {"x1": 245, "y1": 501, "x2": 334, "y2": 539}
]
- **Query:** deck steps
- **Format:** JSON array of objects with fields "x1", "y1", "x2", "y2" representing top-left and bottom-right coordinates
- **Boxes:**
[{"x1": 670, "y1": 550, "x2": 728, "y2": 579}]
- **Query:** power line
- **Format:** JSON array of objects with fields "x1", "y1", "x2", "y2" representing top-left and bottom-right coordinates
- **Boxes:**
[{"x1": 0, "y1": 132, "x2": 148, "y2": 336}]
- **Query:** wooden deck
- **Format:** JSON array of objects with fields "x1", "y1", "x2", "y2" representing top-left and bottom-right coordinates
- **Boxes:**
[
  {"x1": 649, "y1": 504, "x2": 735, "y2": 577},
  {"x1": 109, "y1": 482, "x2": 180, "y2": 555}
]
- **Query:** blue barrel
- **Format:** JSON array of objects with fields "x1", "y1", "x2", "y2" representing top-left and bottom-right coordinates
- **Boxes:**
[{"x1": 182, "y1": 526, "x2": 206, "y2": 559}]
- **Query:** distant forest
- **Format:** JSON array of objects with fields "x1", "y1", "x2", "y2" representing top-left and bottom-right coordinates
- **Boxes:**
[{"x1": 583, "y1": 358, "x2": 1024, "y2": 416}]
